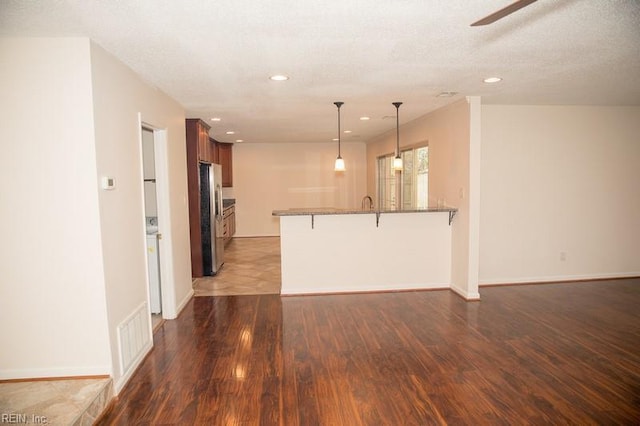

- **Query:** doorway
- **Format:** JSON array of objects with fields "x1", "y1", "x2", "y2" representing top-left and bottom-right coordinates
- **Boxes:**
[{"x1": 141, "y1": 126, "x2": 163, "y2": 330}]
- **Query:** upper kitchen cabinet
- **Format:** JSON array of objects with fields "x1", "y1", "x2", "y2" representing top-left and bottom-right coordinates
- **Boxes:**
[
  {"x1": 185, "y1": 119, "x2": 232, "y2": 186},
  {"x1": 209, "y1": 137, "x2": 219, "y2": 164},
  {"x1": 186, "y1": 119, "x2": 212, "y2": 163},
  {"x1": 218, "y1": 142, "x2": 233, "y2": 187}
]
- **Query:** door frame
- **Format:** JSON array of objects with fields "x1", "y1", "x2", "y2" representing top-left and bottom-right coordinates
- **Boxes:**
[{"x1": 139, "y1": 116, "x2": 177, "y2": 320}]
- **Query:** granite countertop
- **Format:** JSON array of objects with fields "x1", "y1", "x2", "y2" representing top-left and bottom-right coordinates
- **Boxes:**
[
  {"x1": 223, "y1": 199, "x2": 235, "y2": 208},
  {"x1": 272, "y1": 206, "x2": 457, "y2": 216}
]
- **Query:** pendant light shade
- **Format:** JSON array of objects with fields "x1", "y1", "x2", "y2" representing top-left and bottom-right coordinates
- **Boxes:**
[
  {"x1": 393, "y1": 155, "x2": 403, "y2": 170},
  {"x1": 334, "y1": 101, "x2": 345, "y2": 171},
  {"x1": 392, "y1": 102, "x2": 403, "y2": 171}
]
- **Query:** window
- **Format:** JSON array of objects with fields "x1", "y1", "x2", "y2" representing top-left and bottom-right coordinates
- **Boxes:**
[{"x1": 377, "y1": 145, "x2": 428, "y2": 210}]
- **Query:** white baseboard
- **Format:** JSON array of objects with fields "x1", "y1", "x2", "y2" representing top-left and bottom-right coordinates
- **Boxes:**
[
  {"x1": 168, "y1": 288, "x2": 194, "y2": 320},
  {"x1": 281, "y1": 283, "x2": 449, "y2": 296},
  {"x1": 113, "y1": 340, "x2": 152, "y2": 395},
  {"x1": 0, "y1": 365, "x2": 110, "y2": 381},
  {"x1": 479, "y1": 272, "x2": 640, "y2": 286},
  {"x1": 450, "y1": 284, "x2": 481, "y2": 301},
  {"x1": 235, "y1": 233, "x2": 280, "y2": 238}
]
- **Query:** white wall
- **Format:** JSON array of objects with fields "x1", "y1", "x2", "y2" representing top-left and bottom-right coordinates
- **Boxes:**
[
  {"x1": 142, "y1": 128, "x2": 158, "y2": 217},
  {"x1": 0, "y1": 38, "x2": 111, "y2": 379},
  {"x1": 366, "y1": 99, "x2": 480, "y2": 299},
  {"x1": 0, "y1": 38, "x2": 192, "y2": 391},
  {"x1": 280, "y1": 212, "x2": 452, "y2": 294},
  {"x1": 89, "y1": 42, "x2": 192, "y2": 390},
  {"x1": 480, "y1": 105, "x2": 640, "y2": 284},
  {"x1": 232, "y1": 142, "x2": 367, "y2": 236}
]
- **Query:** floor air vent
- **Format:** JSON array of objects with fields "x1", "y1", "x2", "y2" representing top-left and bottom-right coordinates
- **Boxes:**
[{"x1": 117, "y1": 302, "x2": 151, "y2": 376}]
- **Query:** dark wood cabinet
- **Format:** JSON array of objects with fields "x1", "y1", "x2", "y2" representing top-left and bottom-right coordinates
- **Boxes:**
[
  {"x1": 222, "y1": 205, "x2": 236, "y2": 245},
  {"x1": 218, "y1": 142, "x2": 233, "y2": 187},
  {"x1": 185, "y1": 119, "x2": 210, "y2": 277},
  {"x1": 186, "y1": 119, "x2": 234, "y2": 276},
  {"x1": 197, "y1": 131, "x2": 207, "y2": 161},
  {"x1": 209, "y1": 137, "x2": 219, "y2": 164},
  {"x1": 191, "y1": 121, "x2": 210, "y2": 163}
]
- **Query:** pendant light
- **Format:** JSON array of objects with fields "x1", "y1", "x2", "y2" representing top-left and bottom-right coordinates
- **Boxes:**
[
  {"x1": 334, "y1": 101, "x2": 346, "y2": 171},
  {"x1": 392, "y1": 102, "x2": 403, "y2": 170}
]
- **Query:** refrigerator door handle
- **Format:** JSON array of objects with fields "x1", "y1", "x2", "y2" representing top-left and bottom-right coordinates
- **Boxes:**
[{"x1": 215, "y1": 183, "x2": 222, "y2": 221}]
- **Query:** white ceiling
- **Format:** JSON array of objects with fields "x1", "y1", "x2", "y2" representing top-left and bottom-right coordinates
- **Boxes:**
[{"x1": 2, "y1": 1, "x2": 639, "y2": 144}]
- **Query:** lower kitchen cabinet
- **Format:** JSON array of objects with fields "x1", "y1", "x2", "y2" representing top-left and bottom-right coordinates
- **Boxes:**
[{"x1": 223, "y1": 205, "x2": 236, "y2": 245}]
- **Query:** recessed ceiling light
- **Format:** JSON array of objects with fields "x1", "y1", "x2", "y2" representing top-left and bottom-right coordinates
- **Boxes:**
[
  {"x1": 235, "y1": 139, "x2": 244, "y2": 143},
  {"x1": 225, "y1": 131, "x2": 235, "y2": 135},
  {"x1": 332, "y1": 138, "x2": 339, "y2": 141},
  {"x1": 269, "y1": 75, "x2": 289, "y2": 81},
  {"x1": 343, "y1": 130, "x2": 352, "y2": 134},
  {"x1": 483, "y1": 77, "x2": 502, "y2": 83},
  {"x1": 360, "y1": 116, "x2": 370, "y2": 121},
  {"x1": 211, "y1": 117, "x2": 221, "y2": 121},
  {"x1": 436, "y1": 91, "x2": 458, "y2": 98}
]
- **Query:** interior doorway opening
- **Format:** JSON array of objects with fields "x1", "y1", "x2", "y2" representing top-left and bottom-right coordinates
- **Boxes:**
[{"x1": 141, "y1": 126, "x2": 163, "y2": 331}]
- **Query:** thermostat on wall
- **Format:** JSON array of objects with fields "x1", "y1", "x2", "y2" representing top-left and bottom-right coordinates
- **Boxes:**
[{"x1": 101, "y1": 176, "x2": 116, "y2": 190}]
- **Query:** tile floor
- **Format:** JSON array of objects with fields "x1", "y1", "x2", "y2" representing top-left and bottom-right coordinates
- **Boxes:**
[
  {"x1": 0, "y1": 378, "x2": 112, "y2": 426},
  {"x1": 0, "y1": 315, "x2": 165, "y2": 425},
  {"x1": 193, "y1": 236, "x2": 281, "y2": 296}
]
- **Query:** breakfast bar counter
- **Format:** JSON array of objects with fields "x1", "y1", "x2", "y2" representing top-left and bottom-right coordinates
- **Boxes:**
[
  {"x1": 272, "y1": 206, "x2": 457, "y2": 223},
  {"x1": 273, "y1": 207, "x2": 457, "y2": 295}
]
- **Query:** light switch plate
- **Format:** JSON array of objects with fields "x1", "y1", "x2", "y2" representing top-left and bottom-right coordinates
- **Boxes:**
[{"x1": 101, "y1": 176, "x2": 116, "y2": 190}]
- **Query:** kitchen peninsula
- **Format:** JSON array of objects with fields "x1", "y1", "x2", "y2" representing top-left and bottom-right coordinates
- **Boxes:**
[{"x1": 273, "y1": 207, "x2": 457, "y2": 295}]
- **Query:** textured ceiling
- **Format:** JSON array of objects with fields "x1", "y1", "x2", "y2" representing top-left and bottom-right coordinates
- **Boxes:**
[{"x1": 2, "y1": 0, "x2": 639, "y2": 144}]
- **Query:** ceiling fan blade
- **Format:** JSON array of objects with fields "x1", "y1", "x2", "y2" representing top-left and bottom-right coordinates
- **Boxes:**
[{"x1": 471, "y1": 0, "x2": 537, "y2": 26}]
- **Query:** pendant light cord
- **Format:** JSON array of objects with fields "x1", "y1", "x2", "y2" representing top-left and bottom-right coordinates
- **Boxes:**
[
  {"x1": 393, "y1": 102, "x2": 402, "y2": 157},
  {"x1": 334, "y1": 101, "x2": 344, "y2": 157}
]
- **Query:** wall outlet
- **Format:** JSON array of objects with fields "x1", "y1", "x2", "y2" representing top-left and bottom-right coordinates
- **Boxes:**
[{"x1": 560, "y1": 251, "x2": 566, "y2": 261}]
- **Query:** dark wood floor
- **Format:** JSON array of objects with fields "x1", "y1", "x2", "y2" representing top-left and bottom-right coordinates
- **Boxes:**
[{"x1": 98, "y1": 279, "x2": 640, "y2": 425}]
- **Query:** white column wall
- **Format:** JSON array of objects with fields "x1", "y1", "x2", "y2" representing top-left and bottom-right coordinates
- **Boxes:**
[{"x1": 0, "y1": 38, "x2": 111, "y2": 379}]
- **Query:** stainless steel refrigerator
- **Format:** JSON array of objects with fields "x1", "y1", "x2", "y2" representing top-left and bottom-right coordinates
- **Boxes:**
[{"x1": 199, "y1": 163, "x2": 224, "y2": 275}]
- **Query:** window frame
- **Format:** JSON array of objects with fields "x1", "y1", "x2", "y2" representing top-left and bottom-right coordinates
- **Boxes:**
[{"x1": 376, "y1": 142, "x2": 428, "y2": 210}]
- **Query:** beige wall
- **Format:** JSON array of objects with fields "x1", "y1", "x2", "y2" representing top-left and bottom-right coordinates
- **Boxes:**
[
  {"x1": 0, "y1": 38, "x2": 192, "y2": 391},
  {"x1": 90, "y1": 42, "x2": 191, "y2": 390},
  {"x1": 365, "y1": 99, "x2": 479, "y2": 299},
  {"x1": 480, "y1": 105, "x2": 640, "y2": 284},
  {"x1": 231, "y1": 142, "x2": 367, "y2": 236},
  {"x1": 0, "y1": 38, "x2": 111, "y2": 379},
  {"x1": 366, "y1": 100, "x2": 471, "y2": 208}
]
